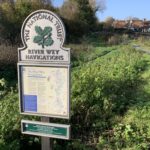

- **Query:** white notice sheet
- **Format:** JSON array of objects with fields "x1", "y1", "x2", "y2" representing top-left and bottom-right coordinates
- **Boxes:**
[{"x1": 21, "y1": 66, "x2": 69, "y2": 117}]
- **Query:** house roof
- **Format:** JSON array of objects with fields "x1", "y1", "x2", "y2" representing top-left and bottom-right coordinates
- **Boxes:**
[
  {"x1": 112, "y1": 20, "x2": 128, "y2": 29},
  {"x1": 130, "y1": 20, "x2": 143, "y2": 28}
]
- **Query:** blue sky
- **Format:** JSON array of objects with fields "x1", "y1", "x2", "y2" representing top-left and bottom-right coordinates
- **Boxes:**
[
  {"x1": 52, "y1": 0, "x2": 64, "y2": 7},
  {"x1": 52, "y1": 0, "x2": 150, "y2": 21}
]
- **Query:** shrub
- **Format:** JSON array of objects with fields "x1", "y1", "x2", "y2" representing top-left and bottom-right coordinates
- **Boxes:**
[
  {"x1": 0, "y1": 1, "x2": 55, "y2": 44},
  {"x1": 108, "y1": 34, "x2": 129, "y2": 45},
  {"x1": 0, "y1": 44, "x2": 18, "y2": 88},
  {"x1": 59, "y1": 0, "x2": 98, "y2": 42},
  {"x1": 70, "y1": 43, "x2": 94, "y2": 66},
  {"x1": 97, "y1": 123, "x2": 150, "y2": 150},
  {"x1": 108, "y1": 35, "x2": 121, "y2": 45},
  {"x1": 0, "y1": 78, "x2": 7, "y2": 98},
  {"x1": 121, "y1": 34, "x2": 129, "y2": 44},
  {"x1": 71, "y1": 47, "x2": 145, "y2": 145},
  {"x1": 0, "y1": 93, "x2": 21, "y2": 150},
  {"x1": 0, "y1": 92, "x2": 41, "y2": 150},
  {"x1": 0, "y1": 45, "x2": 146, "y2": 149},
  {"x1": 0, "y1": 44, "x2": 17, "y2": 66}
]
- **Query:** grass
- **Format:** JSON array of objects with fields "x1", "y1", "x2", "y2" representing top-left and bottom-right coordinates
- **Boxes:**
[
  {"x1": 70, "y1": 43, "x2": 122, "y2": 67},
  {"x1": 131, "y1": 37, "x2": 150, "y2": 51},
  {"x1": 122, "y1": 53, "x2": 150, "y2": 136},
  {"x1": 1, "y1": 34, "x2": 150, "y2": 149},
  {"x1": 78, "y1": 37, "x2": 150, "y2": 149}
]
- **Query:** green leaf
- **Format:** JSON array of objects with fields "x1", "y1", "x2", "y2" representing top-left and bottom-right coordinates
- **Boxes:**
[
  {"x1": 33, "y1": 35, "x2": 43, "y2": 43},
  {"x1": 42, "y1": 27, "x2": 52, "y2": 36},
  {"x1": 33, "y1": 26, "x2": 54, "y2": 48},
  {"x1": 35, "y1": 26, "x2": 43, "y2": 35},
  {"x1": 44, "y1": 38, "x2": 53, "y2": 46},
  {"x1": 38, "y1": 40, "x2": 43, "y2": 45}
]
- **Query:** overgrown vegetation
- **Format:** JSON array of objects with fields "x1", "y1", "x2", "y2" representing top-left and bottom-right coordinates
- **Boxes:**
[
  {"x1": 0, "y1": 0, "x2": 150, "y2": 149},
  {"x1": 0, "y1": 0, "x2": 54, "y2": 44},
  {"x1": 1, "y1": 39, "x2": 150, "y2": 149}
]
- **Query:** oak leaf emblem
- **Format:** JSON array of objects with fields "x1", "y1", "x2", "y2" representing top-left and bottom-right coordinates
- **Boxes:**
[{"x1": 33, "y1": 26, "x2": 54, "y2": 48}]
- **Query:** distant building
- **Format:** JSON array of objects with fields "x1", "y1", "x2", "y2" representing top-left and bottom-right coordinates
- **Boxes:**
[
  {"x1": 143, "y1": 20, "x2": 150, "y2": 32},
  {"x1": 129, "y1": 20, "x2": 143, "y2": 31},
  {"x1": 111, "y1": 19, "x2": 150, "y2": 32},
  {"x1": 112, "y1": 20, "x2": 129, "y2": 29}
]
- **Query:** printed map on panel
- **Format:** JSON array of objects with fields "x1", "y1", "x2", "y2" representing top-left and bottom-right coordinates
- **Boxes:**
[{"x1": 22, "y1": 66, "x2": 68, "y2": 116}]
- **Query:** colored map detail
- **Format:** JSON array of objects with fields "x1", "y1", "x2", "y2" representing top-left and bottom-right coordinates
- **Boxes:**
[{"x1": 23, "y1": 95, "x2": 37, "y2": 112}]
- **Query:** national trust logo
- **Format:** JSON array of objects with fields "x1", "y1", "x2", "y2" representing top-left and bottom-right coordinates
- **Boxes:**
[{"x1": 33, "y1": 26, "x2": 54, "y2": 48}]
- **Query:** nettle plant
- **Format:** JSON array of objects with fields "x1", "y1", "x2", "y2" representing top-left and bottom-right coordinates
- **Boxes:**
[{"x1": 33, "y1": 26, "x2": 54, "y2": 48}]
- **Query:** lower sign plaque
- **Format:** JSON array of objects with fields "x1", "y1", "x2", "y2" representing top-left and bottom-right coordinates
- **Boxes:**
[{"x1": 21, "y1": 120, "x2": 70, "y2": 140}]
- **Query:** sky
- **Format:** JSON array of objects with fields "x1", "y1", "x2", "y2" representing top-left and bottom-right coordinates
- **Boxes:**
[
  {"x1": 51, "y1": 0, "x2": 64, "y2": 7},
  {"x1": 52, "y1": 0, "x2": 150, "y2": 21}
]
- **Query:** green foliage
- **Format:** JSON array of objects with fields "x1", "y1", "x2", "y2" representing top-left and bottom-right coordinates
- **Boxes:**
[
  {"x1": 0, "y1": 0, "x2": 54, "y2": 44},
  {"x1": 0, "y1": 78, "x2": 7, "y2": 98},
  {"x1": 0, "y1": 33, "x2": 150, "y2": 150},
  {"x1": 0, "y1": 60, "x2": 41, "y2": 149},
  {"x1": 71, "y1": 47, "x2": 145, "y2": 144},
  {"x1": 108, "y1": 34, "x2": 129, "y2": 45},
  {"x1": 59, "y1": 0, "x2": 98, "y2": 42},
  {"x1": 0, "y1": 93, "x2": 21, "y2": 150},
  {"x1": 97, "y1": 123, "x2": 150, "y2": 150},
  {"x1": 54, "y1": 140, "x2": 94, "y2": 150},
  {"x1": 0, "y1": 92, "x2": 41, "y2": 150},
  {"x1": 33, "y1": 26, "x2": 54, "y2": 48},
  {"x1": 74, "y1": 0, "x2": 97, "y2": 27},
  {"x1": 0, "y1": 44, "x2": 17, "y2": 66},
  {"x1": 123, "y1": 60, "x2": 150, "y2": 133},
  {"x1": 132, "y1": 36, "x2": 150, "y2": 51}
]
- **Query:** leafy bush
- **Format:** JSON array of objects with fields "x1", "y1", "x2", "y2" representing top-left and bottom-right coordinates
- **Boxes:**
[
  {"x1": 0, "y1": 92, "x2": 41, "y2": 150},
  {"x1": 108, "y1": 34, "x2": 129, "y2": 45},
  {"x1": 0, "y1": 93, "x2": 21, "y2": 150},
  {"x1": 97, "y1": 123, "x2": 150, "y2": 150},
  {"x1": 0, "y1": 78, "x2": 7, "y2": 98},
  {"x1": 0, "y1": 44, "x2": 147, "y2": 149},
  {"x1": 71, "y1": 47, "x2": 145, "y2": 145},
  {"x1": 0, "y1": 44, "x2": 17, "y2": 66},
  {"x1": 0, "y1": 0, "x2": 54, "y2": 44},
  {"x1": 121, "y1": 34, "x2": 129, "y2": 44},
  {"x1": 108, "y1": 35, "x2": 121, "y2": 45},
  {"x1": 54, "y1": 140, "x2": 94, "y2": 150},
  {"x1": 59, "y1": 0, "x2": 98, "y2": 42},
  {"x1": 70, "y1": 43, "x2": 95, "y2": 67}
]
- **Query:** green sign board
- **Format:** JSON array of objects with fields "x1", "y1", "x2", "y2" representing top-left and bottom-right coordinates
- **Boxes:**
[{"x1": 21, "y1": 120, "x2": 70, "y2": 140}]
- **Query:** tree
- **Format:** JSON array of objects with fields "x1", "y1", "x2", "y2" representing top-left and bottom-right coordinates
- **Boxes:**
[
  {"x1": 89, "y1": 0, "x2": 106, "y2": 12},
  {"x1": 104, "y1": 16, "x2": 115, "y2": 26},
  {"x1": 0, "y1": 0, "x2": 54, "y2": 44},
  {"x1": 103, "y1": 17, "x2": 115, "y2": 31},
  {"x1": 59, "y1": 0, "x2": 99, "y2": 41},
  {"x1": 59, "y1": 0, "x2": 79, "y2": 21}
]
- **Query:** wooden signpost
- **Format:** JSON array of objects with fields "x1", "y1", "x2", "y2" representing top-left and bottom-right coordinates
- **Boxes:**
[{"x1": 18, "y1": 10, "x2": 70, "y2": 150}]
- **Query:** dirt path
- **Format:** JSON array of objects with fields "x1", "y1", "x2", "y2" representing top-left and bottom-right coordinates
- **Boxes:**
[{"x1": 133, "y1": 44, "x2": 150, "y2": 54}]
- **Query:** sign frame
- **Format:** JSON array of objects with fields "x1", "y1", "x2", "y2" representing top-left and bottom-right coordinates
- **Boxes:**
[
  {"x1": 18, "y1": 63, "x2": 70, "y2": 119},
  {"x1": 21, "y1": 120, "x2": 70, "y2": 140}
]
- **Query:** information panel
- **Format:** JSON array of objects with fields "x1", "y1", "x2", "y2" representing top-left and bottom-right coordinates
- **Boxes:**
[
  {"x1": 21, "y1": 120, "x2": 70, "y2": 139},
  {"x1": 18, "y1": 64, "x2": 70, "y2": 118}
]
